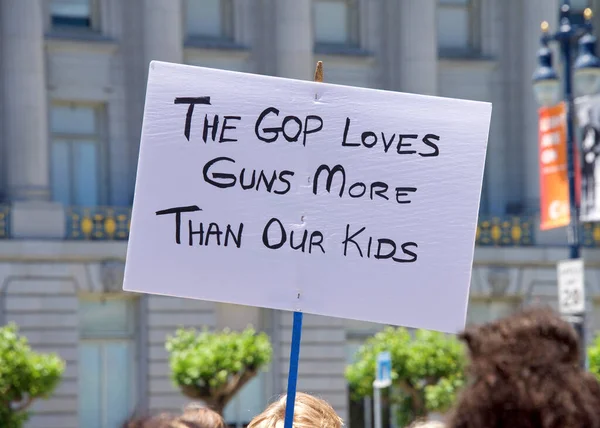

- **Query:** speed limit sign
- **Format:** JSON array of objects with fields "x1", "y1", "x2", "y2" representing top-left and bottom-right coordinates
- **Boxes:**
[{"x1": 557, "y1": 259, "x2": 585, "y2": 315}]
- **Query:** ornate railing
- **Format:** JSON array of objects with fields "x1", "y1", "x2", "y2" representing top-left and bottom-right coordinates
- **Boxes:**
[
  {"x1": 66, "y1": 206, "x2": 131, "y2": 240},
  {"x1": 0, "y1": 205, "x2": 10, "y2": 239},
  {"x1": 476, "y1": 216, "x2": 535, "y2": 247},
  {"x1": 476, "y1": 216, "x2": 600, "y2": 247},
  {"x1": 582, "y1": 222, "x2": 600, "y2": 247},
  {"x1": 0, "y1": 204, "x2": 592, "y2": 246}
]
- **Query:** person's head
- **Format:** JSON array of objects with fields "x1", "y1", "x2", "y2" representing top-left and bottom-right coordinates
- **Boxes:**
[
  {"x1": 447, "y1": 306, "x2": 600, "y2": 428},
  {"x1": 123, "y1": 413, "x2": 173, "y2": 428},
  {"x1": 409, "y1": 421, "x2": 445, "y2": 428},
  {"x1": 171, "y1": 404, "x2": 225, "y2": 428},
  {"x1": 248, "y1": 392, "x2": 343, "y2": 428},
  {"x1": 124, "y1": 406, "x2": 224, "y2": 428}
]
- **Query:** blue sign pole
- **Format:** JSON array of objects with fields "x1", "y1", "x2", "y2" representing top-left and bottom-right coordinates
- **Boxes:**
[
  {"x1": 283, "y1": 62, "x2": 322, "y2": 428},
  {"x1": 283, "y1": 311, "x2": 303, "y2": 428}
]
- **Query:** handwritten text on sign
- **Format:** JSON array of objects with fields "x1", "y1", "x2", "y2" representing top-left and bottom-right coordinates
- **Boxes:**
[{"x1": 123, "y1": 61, "x2": 492, "y2": 333}]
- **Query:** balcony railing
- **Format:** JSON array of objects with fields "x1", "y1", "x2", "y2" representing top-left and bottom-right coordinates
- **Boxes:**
[
  {"x1": 476, "y1": 216, "x2": 534, "y2": 247},
  {"x1": 0, "y1": 205, "x2": 10, "y2": 239},
  {"x1": 582, "y1": 223, "x2": 600, "y2": 247},
  {"x1": 66, "y1": 206, "x2": 130, "y2": 240},
  {"x1": 0, "y1": 204, "x2": 599, "y2": 247}
]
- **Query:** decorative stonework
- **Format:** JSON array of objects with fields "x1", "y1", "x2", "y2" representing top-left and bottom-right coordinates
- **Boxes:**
[
  {"x1": 0, "y1": 205, "x2": 9, "y2": 239},
  {"x1": 66, "y1": 206, "x2": 130, "y2": 240},
  {"x1": 476, "y1": 216, "x2": 534, "y2": 246},
  {"x1": 100, "y1": 261, "x2": 125, "y2": 293},
  {"x1": 487, "y1": 267, "x2": 511, "y2": 296}
]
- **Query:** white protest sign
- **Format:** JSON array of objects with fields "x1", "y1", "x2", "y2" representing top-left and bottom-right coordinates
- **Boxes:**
[
  {"x1": 123, "y1": 61, "x2": 492, "y2": 333},
  {"x1": 557, "y1": 259, "x2": 585, "y2": 315}
]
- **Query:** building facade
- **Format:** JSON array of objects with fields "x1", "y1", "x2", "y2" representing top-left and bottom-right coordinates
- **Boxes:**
[{"x1": 3, "y1": 1, "x2": 600, "y2": 427}]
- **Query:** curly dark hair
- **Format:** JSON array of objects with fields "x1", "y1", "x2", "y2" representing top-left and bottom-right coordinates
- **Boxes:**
[{"x1": 446, "y1": 307, "x2": 600, "y2": 428}]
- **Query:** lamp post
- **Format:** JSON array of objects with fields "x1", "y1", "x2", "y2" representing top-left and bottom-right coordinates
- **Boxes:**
[{"x1": 532, "y1": 1, "x2": 600, "y2": 367}]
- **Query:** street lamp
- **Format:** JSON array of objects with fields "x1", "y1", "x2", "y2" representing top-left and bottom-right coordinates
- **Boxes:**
[{"x1": 532, "y1": 2, "x2": 600, "y2": 368}]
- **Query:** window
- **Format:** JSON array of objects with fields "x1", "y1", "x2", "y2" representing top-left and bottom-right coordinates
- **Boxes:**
[
  {"x1": 185, "y1": 0, "x2": 234, "y2": 40},
  {"x1": 79, "y1": 299, "x2": 137, "y2": 428},
  {"x1": 437, "y1": 0, "x2": 478, "y2": 54},
  {"x1": 571, "y1": 0, "x2": 591, "y2": 25},
  {"x1": 50, "y1": 0, "x2": 95, "y2": 29},
  {"x1": 223, "y1": 371, "x2": 266, "y2": 427},
  {"x1": 314, "y1": 0, "x2": 359, "y2": 46},
  {"x1": 50, "y1": 103, "x2": 105, "y2": 206},
  {"x1": 572, "y1": 0, "x2": 591, "y2": 11}
]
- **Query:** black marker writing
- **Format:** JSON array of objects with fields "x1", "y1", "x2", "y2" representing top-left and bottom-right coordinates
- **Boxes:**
[
  {"x1": 262, "y1": 217, "x2": 325, "y2": 254},
  {"x1": 202, "y1": 156, "x2": 295, "y2": 195},
  {"x1": 342, "y1": 224, "x2": 417, "y2": 263},
  {"x1": 188, "y1": 220, "x2": 243, "y2": 247},
  {"x1": 341, "y1": 117, "x2": 440, "y2": 157},
  {"x1": 220, "y1": 116, "x2": 241, "y2": 143},
  {"x1": 312, "y1": 163, "x2": 417, "y2": 204},
  {"x1": 255, "y1": 107, "x2": 324, "y2": 146},
  {"x1": 174, "y1": 97, "x2": 211, "y2": 141},
  {"x1": 157, "y1": 205, "x2": 243, "y2": 248},
  {"x1": 156, "y1": 205, "x2": 202, "y2": 244}
]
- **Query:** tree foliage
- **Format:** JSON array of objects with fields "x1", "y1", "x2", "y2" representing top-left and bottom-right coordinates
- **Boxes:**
[
  {"x1": 345, "y1": 327, "x2": 465, "y2": 426},
  {"x1": 588, "y1": 334, "x2": 600, "y2": 381},
  {"x1": 0, "y1": 323, "x2": 65, "y2": 428},
  {"x1": 166, "y1": 326, "x2": 272, "y2": 414}
]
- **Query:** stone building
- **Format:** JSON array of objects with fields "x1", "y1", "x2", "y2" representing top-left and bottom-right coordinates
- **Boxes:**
[{"x1": 2, "y1": 1, "x2": 600, "y2": 428}]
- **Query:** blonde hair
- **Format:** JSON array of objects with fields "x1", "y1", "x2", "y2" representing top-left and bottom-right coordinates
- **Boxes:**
[
  {"x1": 248, "y1": 392, "x2": 343, "y2": 428},
  {"x1": 410, "y1": 421, "x2": 445, "y2": 428}
]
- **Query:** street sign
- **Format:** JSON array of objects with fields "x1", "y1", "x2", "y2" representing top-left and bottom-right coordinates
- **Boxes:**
[
  {"x1": 374, "y1": 351, "x2": 392, "y2": 389},
  {"x1": 557, "y1": 258, "x2": 585, "y2": 315}
]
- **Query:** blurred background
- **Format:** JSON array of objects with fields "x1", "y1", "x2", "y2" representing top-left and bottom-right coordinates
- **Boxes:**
[{"x1": 2, "y1": 0, "x2": 600, "y2": 427}]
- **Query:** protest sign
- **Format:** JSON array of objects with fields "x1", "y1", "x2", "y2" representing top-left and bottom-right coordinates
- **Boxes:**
[{"x1": 123, "y1": 61, "x2": 492, "y2": 333}]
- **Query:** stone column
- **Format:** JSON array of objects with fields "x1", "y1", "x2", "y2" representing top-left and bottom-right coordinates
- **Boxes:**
[
  {"x1": 397, "y1": 0, "x2": 438, "y2": 95},
  {"x1": 275, "y1": 0, "x2": 312, "y2": 80},
  {"x1": 143, "y1": 0, "x2": 183, "y2": 67},
  {"x1": 1, "y1": 0, "x2": 49, "y2": 201},
  {"x1": 521, "y1": 0, "x2": 559, "y2": 211},
  {"x1": 479, "y1": 0, "x2": 507, "y2": 214}
]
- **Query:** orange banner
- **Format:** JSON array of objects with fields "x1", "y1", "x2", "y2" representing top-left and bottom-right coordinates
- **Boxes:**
[{"x1": 539, "y1": 103, "x2": 570, "y2": 230}]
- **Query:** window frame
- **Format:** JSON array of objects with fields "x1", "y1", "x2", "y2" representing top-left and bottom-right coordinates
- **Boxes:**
[
  {"x1": 48, "y1": 0, "x2": 101, "y2": 32},
  {"x1": 78, "y1": 297, "x2": 138, "y2": 428},
  {"x1": 313, "y1": 0, "x2": 360, "y2": 48},
  {"x1": 79, "y1": 297, "x2": 137, "y2": 340},
  {"x1": 436, "y1": 0, "x2": 481, "y2": 57},
  {"x1": 570, "y1": 0, "x2": 592, "y2": 26},
  {"x1": 571, "y1": 0, "x2": 592, "y2": 12},
  {"x1": 184, "y1": 0, "x2": 235, "y2": 41},
  {"x1": 49, "y1": 101, "x2": 108, "y2": 207}
]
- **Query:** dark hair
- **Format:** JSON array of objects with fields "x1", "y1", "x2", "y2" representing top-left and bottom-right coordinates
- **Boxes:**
[
  {"x1": 175, "y1": 405, "x2": 226, "y2": 428},
  {"x1": 446, "y1": 307, "x2": 600, "y2": 428},
  {"x1": 123, "y1": 406, "x2": 225, "y2": 428},
  {"x1": 123, "y1": 413, "x2": 173, "y2": 428}
]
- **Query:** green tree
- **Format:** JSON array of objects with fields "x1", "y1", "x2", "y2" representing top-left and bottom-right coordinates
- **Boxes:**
[
  {"x1": 346, "y1": 327, "x2": 466, "y2": 426},
  {"x1": 166, "y1": 326, "x2": 272, "y2": 414},
  {"x1": 0, "y1": 323, "x2": 65, "y2": 428},
  {"x1": 588, "y1": 334, "x2": 600, "y2": 381}
]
